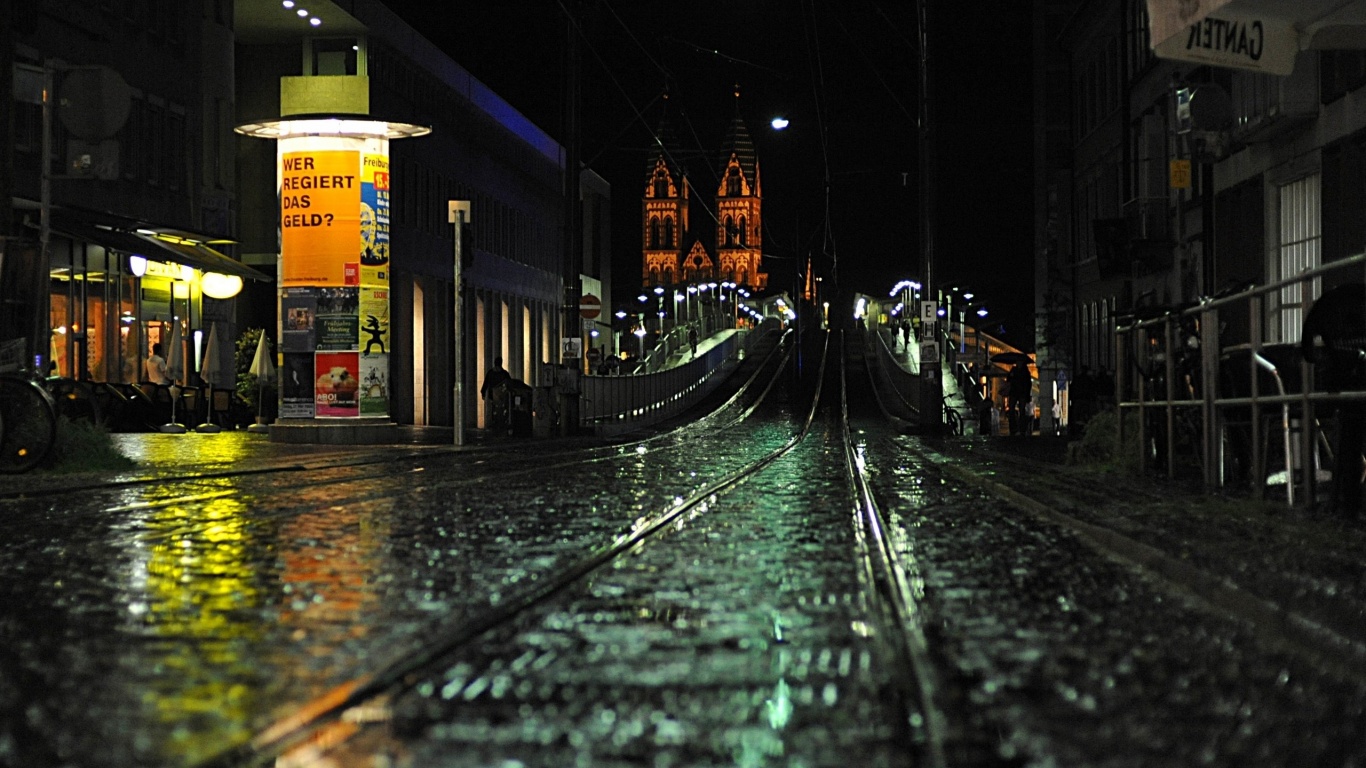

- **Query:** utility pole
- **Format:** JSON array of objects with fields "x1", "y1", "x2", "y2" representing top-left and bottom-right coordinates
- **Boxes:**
[
  {"x1": 449, "y1": 200, "x2": 470, "y2": 446},
  {"x1": 559, "y1": 2, "x2": 585, "y2": 435},
  {"x1": 918, "y1": 0, "x2": 943, "y2": 432}
]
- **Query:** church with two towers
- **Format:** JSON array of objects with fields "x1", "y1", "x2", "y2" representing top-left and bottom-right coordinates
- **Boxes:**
[{"x1": 640, "y1": 91, "x2": 769, "y2": 292}]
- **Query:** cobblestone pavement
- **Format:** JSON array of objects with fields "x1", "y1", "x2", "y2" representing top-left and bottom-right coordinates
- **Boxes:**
[{"x1": 2, "y1": 333, "x2": 1366, "y2": 767}]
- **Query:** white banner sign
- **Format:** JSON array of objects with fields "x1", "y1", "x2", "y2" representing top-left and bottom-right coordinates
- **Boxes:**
[
  {"x1": 1146, "y1": 0, "x2": 1235, "y2": 49},
  {"x1": 1153, "y1": 9, "x2": 1299, "y2": 75}
]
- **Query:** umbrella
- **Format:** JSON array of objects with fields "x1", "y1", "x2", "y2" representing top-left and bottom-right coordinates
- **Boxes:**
[
  {"x1": 249, "y1": 331, "x2": 275, "y2": 384},
  {"x1": 990, "y1": 351, "x2": 1034, "y2": 367},
  {"x1": 194, "y1": 323, "x2": 223, "y2": 432},
  {"x1": 247, "y1": 332, "x2": 275, "y2": 432},
  {"x1": 158, "y1": 322, "x2": 187, "y2": 434}
]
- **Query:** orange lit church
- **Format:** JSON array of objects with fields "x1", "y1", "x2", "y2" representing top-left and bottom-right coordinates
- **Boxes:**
[{"x1": 641, "y1": 92, "x2": 769, "y2": 292}]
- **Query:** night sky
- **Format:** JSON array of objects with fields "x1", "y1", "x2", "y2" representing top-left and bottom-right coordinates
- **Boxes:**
[{"x1": 381, "y1": 1, "x2": 1034, "y2": 348}]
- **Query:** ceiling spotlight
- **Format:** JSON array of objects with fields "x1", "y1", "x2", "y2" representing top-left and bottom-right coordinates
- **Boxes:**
[
  {"x1": 296, "y1": 8, "x2": 308, "y2": 16},
  {"x1": 282, "y1": 0, "x2": 294, "y2": 6},
  {"x1": 309, "y1": 16, "x2": 321, "y2": 25}
]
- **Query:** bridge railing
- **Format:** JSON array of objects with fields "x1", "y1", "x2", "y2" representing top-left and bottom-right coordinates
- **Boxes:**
[{"x1": 580, "y1": 326, "x2": 765, "y2": 437}]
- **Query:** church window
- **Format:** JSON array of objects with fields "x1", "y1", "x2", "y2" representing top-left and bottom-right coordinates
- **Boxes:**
[
  {"x1": 650, "y1": 216, "x2": 661, "y2": 249},
  {"x1": 664, "y1": 216, "x2": 675, "y2": 247},
  {"x1": 724, "y1": 215, "x2": 735, "y2": 246},
  {"x1": 654, "y1": 173, "x2": 668, "y2": 199},
  {"x1": 738, "y1": 215, "x2": 747, "y2": 245},
  {"x1": 727, "y1": 168, "x2": 741, "y2": 196}
]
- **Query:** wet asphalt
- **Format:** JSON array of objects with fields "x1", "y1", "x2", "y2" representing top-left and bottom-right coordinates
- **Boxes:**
[{"x1": 1, "y1": 330, "x2": 1365, "y2": 767}]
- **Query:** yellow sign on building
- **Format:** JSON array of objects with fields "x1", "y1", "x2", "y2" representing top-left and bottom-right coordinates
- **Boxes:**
[{"x1": 1170, "y1": 159, "x2": 1192, "y2": 189}]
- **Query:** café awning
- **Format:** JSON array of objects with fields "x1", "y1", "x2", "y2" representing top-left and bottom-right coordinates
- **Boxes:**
[
  {"x1": 46, "y1": 210, "x2": 270, "y2": 282},
  {"x1": 1146, "y1": 0, "x2": 1366, "y2": 75}
]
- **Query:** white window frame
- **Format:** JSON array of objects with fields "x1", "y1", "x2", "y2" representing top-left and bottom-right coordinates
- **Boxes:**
[{"x1": 1273, "y1": 173, "x2": 1321, "y2": 345}]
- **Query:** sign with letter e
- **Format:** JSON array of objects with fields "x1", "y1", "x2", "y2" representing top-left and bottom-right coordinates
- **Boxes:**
[{"x1": 921, "y1": 301, "x2": 938, "y2": 324}]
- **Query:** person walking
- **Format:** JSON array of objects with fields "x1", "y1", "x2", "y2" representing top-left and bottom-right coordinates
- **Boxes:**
[
  {"x1": 481, "y1": 356, "x2": 512, "y2": 432},
  {"x1": 1007, "y1": 361, "x2": 1032, "y2": 436},
  {"x1": 688, "y1": 326, "x2": 698, "y2": 357}
]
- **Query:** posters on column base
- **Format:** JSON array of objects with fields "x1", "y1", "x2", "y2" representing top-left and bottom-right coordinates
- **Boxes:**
[
  {"x1": 359, "y1": 353, "x2": 389, "y2": 417},
  {"x1": 281, "y1": 352, "x2": 315, "y2": 418},
  {"x1": 316, "y1": 351, "x2": 360, "y2": 418}
]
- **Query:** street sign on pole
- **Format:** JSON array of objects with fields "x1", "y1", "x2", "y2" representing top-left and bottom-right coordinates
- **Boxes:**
[{"x1": 579, "y1": 294, "x2": 601, "y2": 319}]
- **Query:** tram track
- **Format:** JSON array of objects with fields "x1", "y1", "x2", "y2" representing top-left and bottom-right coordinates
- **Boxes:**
[
  {"x1": 841, "y1": 327, "x2": 1366, "y2": 759},
  {"x1": 11, "y1": 326, "x2": 1366, "y2": 766},
  {"x1": 193, "y1": 330, "x2": 830, "y2": 767}
]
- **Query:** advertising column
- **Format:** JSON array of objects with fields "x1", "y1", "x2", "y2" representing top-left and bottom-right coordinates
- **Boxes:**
[{"x1": 276, "y1": 136, "x2": 391, "y2": 421}]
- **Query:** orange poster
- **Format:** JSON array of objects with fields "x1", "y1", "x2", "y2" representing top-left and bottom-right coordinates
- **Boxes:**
[{"x1": 281, "y1": 150, "x2": 361, "y2": 287}]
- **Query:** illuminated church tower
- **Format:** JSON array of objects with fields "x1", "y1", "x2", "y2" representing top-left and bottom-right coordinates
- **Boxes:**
[
  {"x1": 642, "y1": 94, "x2": 687, "y2": 286},
  {"x1": 641, "y1": 89, "x2": 768, "y2": 292},
  {"x1": 712, "y1": 89, "x2": 766, "y2": 290}
]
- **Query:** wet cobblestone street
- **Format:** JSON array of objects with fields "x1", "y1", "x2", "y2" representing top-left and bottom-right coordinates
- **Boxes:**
[{"x1": 3, "y1": 334, "x2": 1366, "y2": 767}]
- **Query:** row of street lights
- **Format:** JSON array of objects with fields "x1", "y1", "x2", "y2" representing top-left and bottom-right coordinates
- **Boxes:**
[{"x1": 613, "y1": 281, "x2": 754, "y2": 363}]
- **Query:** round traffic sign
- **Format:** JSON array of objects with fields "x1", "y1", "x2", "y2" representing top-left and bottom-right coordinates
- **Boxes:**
[{"x1": 579, "y1": 294, "x2": 601, "y2": 319}]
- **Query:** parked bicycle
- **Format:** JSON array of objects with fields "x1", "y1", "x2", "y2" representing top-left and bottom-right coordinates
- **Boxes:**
[
  {"x1": 0, "y1": 371, "x2": 59, "y2": 473},
  {"x1": 943, "y1": 403, "x2": 964, "y2": 436}
]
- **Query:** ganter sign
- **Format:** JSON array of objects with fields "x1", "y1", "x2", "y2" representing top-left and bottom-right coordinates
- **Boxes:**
[{"x1": 1154, "y1": 9, "x2": 1298, "y2": 75}]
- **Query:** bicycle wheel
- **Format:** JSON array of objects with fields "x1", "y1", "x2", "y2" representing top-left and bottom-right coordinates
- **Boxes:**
[
  {"x1": 944, "y1": 406, "x2": 964, "y2": 436},
  {"x1": 0, "y1": 375, "x2": 59, "y2": 473}
]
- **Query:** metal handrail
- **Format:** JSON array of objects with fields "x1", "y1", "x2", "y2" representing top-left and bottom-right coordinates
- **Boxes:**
[{"x1": 1113, "y1": 252, "x2": 1366, "y2": 504}]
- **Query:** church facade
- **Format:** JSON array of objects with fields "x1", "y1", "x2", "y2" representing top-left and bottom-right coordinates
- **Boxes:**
[{"x1": 641, "y1": 94, "x2": 769, "y2": 292}]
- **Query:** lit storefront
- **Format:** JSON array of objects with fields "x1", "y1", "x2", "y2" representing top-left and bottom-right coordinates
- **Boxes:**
[{"x1": 43, "y1": 214, "x2": 267, "y2": 386}]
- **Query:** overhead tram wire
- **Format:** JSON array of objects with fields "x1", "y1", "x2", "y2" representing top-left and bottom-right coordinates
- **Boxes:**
[
  {"x1": 802, "y1": 0, "x2": 838, "y2": 288},
  {"x1": 557, "y1": 0, "x2": 729, "y2": 237}
]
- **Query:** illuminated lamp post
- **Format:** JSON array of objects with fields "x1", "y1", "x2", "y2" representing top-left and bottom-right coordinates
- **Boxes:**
[{"x1": 236, "y1": 116, "x2": 429, "y2": 443}]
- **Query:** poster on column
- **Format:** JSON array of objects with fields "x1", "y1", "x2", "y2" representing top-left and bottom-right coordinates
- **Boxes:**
[
  {"x1": 359, "y1": 288, "x2": 389, "y2": 355},
  {"x1": 359, "y1": 354, "x2": 389, "y2": 416},
  {"x1": 316, "y1": 351, "x2": 360, "y2": 417},
  {"x1": 280, "y1": 352, "x2": 316, "y2": 418},
  {"x1": 316, "y1": 287, "x2": 359, "y2": 351},
  {"x1": 360, "y1": 153, "x2": 390, "y2": 289},
  {"x1": 281, "y1": 288, "x2": 317, "y2": 353},
  {"x1": 281, "y1": 150, "x2": 360, "y2": 287}
]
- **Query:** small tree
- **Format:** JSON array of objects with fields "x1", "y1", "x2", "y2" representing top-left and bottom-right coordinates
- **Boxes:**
[{"x1": 235, "y1": 328, "x2": 276, "y2": 417}]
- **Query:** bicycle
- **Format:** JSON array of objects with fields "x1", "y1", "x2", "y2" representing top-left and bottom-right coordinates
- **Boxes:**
[
  {"x1": 0, "y1": 371, "x2": 59, "y2": 473},
  {"x1": 943, "y1": 403, "x2": 964, "y2": 436}
]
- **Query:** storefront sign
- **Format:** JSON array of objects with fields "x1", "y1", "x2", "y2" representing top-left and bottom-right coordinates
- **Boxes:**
[{"x1": 1153, "y1": 9, "x2": 1298, "y2": 75}]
